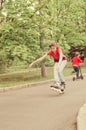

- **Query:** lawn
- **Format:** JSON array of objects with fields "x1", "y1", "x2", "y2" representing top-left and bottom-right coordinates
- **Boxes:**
[{"x1": 0, "y1": 65, "x2": 86, "y2": 88}]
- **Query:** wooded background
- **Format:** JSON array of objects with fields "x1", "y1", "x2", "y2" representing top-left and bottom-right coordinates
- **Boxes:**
[{"x1": 0, "y1": 0, "x2": 86, "y2": 72}]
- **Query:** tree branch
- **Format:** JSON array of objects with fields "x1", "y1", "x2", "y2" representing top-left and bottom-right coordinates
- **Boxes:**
[
  {"x1": 30, "y1": 4, "x2": 45, "y2": 18},
  {"x1": 0, "y1": 0, "x2": 3, "y2": 10}
]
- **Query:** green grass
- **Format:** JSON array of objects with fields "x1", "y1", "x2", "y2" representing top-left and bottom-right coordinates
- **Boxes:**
[{"x1": 0, "y1": 65, "x2": 86, "y2": 88}]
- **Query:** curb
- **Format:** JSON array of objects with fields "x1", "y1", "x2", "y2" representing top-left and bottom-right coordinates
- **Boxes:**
[
  {"x1": 0, "y1": 79, "x2": 53, "y2": 93},
  {"x1": 77, "y1": 103, "x2": 86, "y2": 130},
  {"x1": 0, "y1": 74, "x2": 85, "y2": 93}
]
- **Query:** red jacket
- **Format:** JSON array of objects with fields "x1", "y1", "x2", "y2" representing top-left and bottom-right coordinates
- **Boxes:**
[
  {"x1": 47, "y1": 48, "x2": 67, "y2": 61},
  {"x1": 72, "y1": 56, "x2": 82, "y2": 66}
]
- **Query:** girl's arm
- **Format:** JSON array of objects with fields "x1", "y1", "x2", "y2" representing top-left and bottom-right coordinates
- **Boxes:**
[
  {"x1": 29, "y1": 53, "x2": 48, "y2": 68},
  {"x1": 79, "y1": 57, "x2": 82, "y2": 63}
]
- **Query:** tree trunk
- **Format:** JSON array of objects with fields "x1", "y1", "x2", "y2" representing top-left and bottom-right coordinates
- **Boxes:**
[
  {"x1": 38, "y1": 0, "x2": 47, "y2": 77},
  {"x1": 41, "y1": 64, "x2": 47, "y2": 77},
  {"x1": 0, "y1": 0, "x2": 3, "y2": 9},
  {"x1": 40, "y1": 32, "x2": 46, "y2": 77}
]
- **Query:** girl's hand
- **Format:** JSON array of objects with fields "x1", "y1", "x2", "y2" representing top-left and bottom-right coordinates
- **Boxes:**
[{"x1": 29, "y1": 63, "x2": 33, "y2": 68}]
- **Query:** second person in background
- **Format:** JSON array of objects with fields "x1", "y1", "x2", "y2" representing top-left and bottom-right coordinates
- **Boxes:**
[{"x1": 72, "y1": 52, "x2": 82, "y2": 79}]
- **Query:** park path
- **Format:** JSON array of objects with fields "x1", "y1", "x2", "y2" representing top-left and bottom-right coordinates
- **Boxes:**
[{"x1": 0, "y1": 76, "x2": 86, "y2": 130}]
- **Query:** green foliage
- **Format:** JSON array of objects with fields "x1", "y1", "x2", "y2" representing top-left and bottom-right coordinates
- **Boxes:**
[{"x1": 0, "y1": 0, "x2": 86, "y2": 71}]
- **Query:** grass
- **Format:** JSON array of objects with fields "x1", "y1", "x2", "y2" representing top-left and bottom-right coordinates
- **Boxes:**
[{"x1": 0, "y1": 65, "x2": 86, "y2": 88}]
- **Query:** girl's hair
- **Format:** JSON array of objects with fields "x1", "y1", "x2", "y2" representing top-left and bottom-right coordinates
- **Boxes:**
[
  {"x1": 49, "y1": 41, "x2": 59, "y2": 48},
  {"x1": 75, "y1": 52, "x2": 80, "y2": 56}
]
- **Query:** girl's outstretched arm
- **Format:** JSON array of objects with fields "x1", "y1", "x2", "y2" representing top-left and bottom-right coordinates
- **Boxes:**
[{"x1": 29, "y1": 53, "x2": 48, "y2": 68}]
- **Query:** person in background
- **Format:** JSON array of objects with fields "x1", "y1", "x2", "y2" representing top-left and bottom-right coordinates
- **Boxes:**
[
  {"x1": 29, "y1": 41, "x2": 67, "y2": 92},
  {"x1": 72, "y1": 52, "x2": 82, "y2": 78}
]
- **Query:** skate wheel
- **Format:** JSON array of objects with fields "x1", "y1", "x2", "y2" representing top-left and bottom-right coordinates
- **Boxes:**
[
  {"x1": 80, "y1": 76, "x2": 84, "y2": 80},
  {"x1": 57, "y1": 89, "x2": 64, "y2": 94},
  {"x1": 73, "y1": 77, "x2": 76, "y2": 81}
]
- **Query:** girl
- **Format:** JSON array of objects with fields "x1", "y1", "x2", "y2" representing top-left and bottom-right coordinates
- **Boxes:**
[{"x1": 29, "y1": 42, "x2": 67, "y2": 91}]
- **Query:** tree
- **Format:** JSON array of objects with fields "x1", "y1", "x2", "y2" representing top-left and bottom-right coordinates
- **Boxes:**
[{"x1": 0, "y1": 0, "x2": 86, "y2": 73}]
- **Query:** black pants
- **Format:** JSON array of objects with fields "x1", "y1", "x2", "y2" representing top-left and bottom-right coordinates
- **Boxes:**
[{"x1": 73, "y1": 66, "x2": 80, "y2": 78}]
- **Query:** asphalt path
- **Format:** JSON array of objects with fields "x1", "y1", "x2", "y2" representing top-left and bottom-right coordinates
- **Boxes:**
[{"x1": 0, "y1": 76, "x2": 86, "y2": 130}]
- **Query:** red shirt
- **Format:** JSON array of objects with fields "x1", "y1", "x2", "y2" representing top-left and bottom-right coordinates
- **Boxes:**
[
  {"x1": 72, "y1": 56, "x2": 82, "y2": 66},
  {"x1": 47, "y1": 48, "x2": 67, "y2": 61}
]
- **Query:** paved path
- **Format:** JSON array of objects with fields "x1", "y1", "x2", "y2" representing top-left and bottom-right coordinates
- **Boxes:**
[{"x1": 0, "y1": 76, "x2": 86, "y2": 130}]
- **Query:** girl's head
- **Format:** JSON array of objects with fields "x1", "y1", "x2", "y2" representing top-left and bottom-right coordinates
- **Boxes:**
[
  {"x1": 75, "y1": 52, "x2": 80, "y2": 56},
  {"x1": 49, "y1": 41, "x2": 59, "y2": 52}
]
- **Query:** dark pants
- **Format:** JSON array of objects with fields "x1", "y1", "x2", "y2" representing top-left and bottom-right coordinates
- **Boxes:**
[{"x1": 73, "y1": 66, "x2": 79, "y2": 78}]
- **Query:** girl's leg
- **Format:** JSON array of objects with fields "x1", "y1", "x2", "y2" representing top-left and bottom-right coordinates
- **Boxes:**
[
  {"x1": 73, "y1": 66, "x2": 79, "y2": 78},
  {"x1": 58, "y1": 60, "x2": 67, "y2": 83},
  {"x1": 53, "y1": 62, "x2": 60, "y2": 86},
  {"x1": 76, "y1": 67, "x2": 79, "y2": 78}
]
